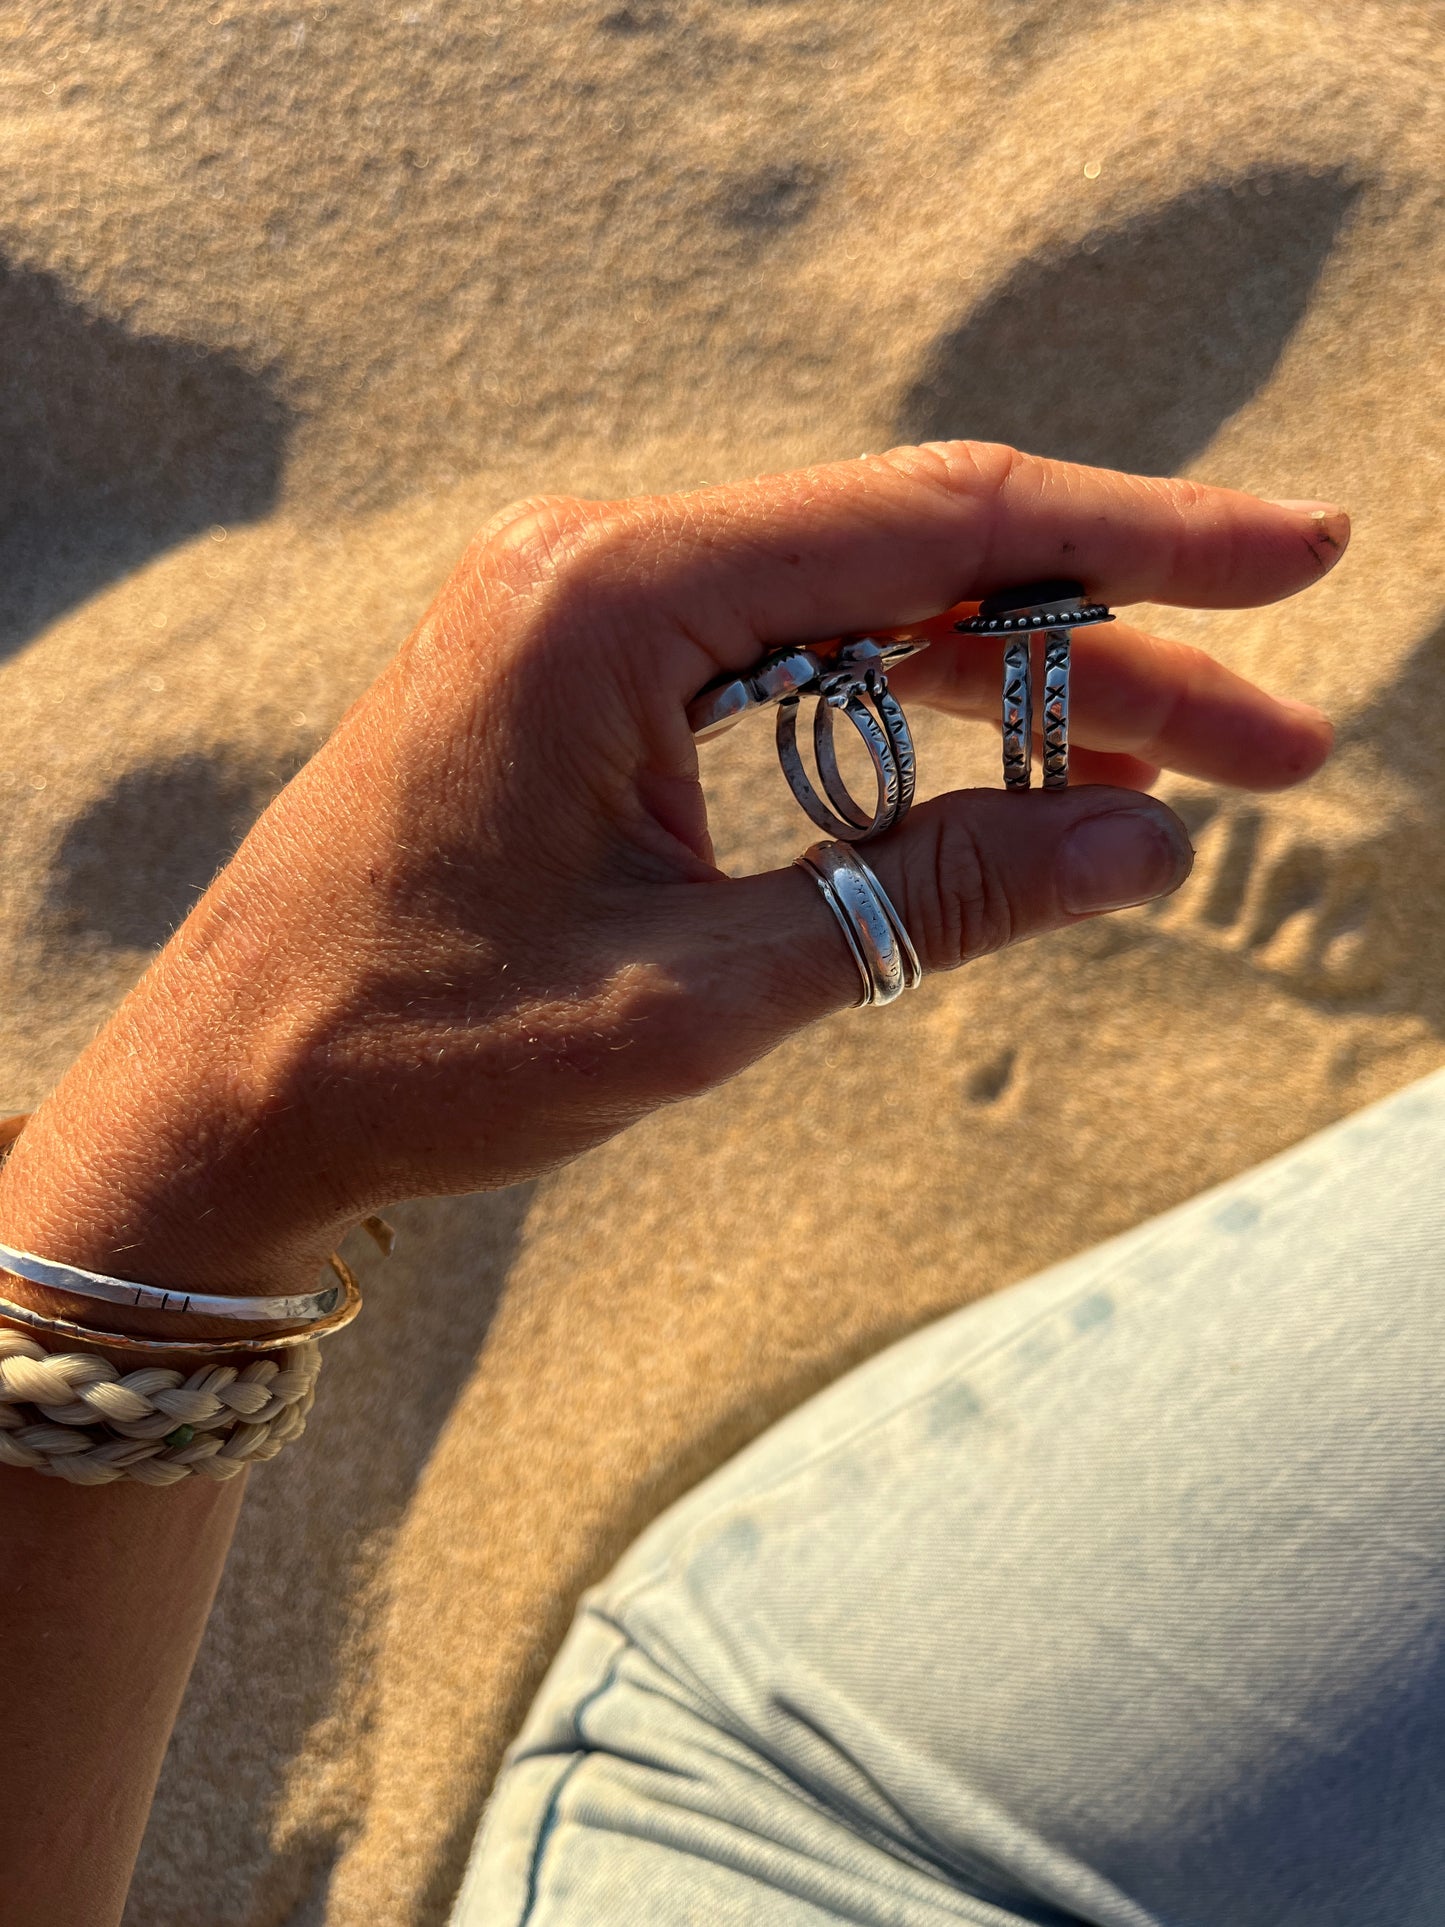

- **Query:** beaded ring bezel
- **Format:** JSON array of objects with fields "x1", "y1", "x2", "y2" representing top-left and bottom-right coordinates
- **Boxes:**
[{"x1": 953, "y1": 601, "x2": 1114, "y2": 635}]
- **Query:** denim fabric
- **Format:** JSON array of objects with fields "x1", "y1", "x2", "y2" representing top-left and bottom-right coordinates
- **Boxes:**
[{"x1": 455, "y1": 1068, "x2": 1445, "y2": 1925}]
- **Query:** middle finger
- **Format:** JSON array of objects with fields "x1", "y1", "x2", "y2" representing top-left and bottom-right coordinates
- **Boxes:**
[{"x1": 888, "y1": 611, "x2": 1333, "y2": 791}]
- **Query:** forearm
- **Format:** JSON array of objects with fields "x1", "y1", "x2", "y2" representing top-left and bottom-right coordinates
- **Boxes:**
[
  {"x1": 0, "y1": 871, "x2": 356, "y2": 1313},
  {"x1": 0, "y1": 1454, "x2": 244, "y2": 1927},
  {"x1": 0, "y1": 949, "x2": 330, "y2": 1927}
]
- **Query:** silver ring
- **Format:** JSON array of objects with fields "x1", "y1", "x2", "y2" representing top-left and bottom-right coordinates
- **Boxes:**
[
  {"x1": 871, "y1": 676, "x2": 918, "y2": 822},
  {"x1": 1041, "y1": 629, "x2": 1070, "y2": 790},
  {"x1": 689, "y1": 634, "x2": 928, "y2": 842},
  {"x1": 777, "y1": 669, "x2": 914, "y2": 843},
  {"x1": 795, "y1": 840, "x2": 923, "y2": 1007},
  {"x1": 953, "y1": 579, "x2": 1114, "y2": 791},
  {"x1": 821, "y1": 672, "x2": 918, "y2": 834},
  {"x1": 777, "y1": 687, "x2": 889, "y2": 841},
  {"x1": 812, "y1": 686, "x2": 882, "y2": 833},
  {"x1": 1002, "y1": 637, "x2": 1032, "y2": 790}
]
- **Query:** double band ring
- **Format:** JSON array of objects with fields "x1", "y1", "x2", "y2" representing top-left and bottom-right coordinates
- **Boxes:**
[
  {"x1": 777, "y1": 666, "x2": 917, "y2": 842},
  {"x1": 796, "y1": 839, "x2": 923, "y2": 1008},
  {"x1": 689, "y1": 634, "x2": 928, "y2": 842},
  {"x1": 954, "y1": 579, "x2": 1114, "y2": 791}
]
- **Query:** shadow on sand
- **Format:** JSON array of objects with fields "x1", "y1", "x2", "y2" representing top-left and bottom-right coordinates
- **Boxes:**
[
  {"x1": 0, "y1": 255, "x2": 291, "y2": 659},
  {"x1": 897, "y1": 167, "x2": 1362, "y2": 475}
]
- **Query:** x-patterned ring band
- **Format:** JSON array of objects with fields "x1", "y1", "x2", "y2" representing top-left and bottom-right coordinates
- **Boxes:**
[
  {"x1": 777, "y1": 667, "x2": 917, "y2": 842},
  {"x1": 689, "y1": 635, "x2": 928, "y2": 843},
  {"x1": 954, "y1": 580, "x2": 1115, "y2": 792},
  {"x1": 795, "y1": 839, "x2": 923, "y2": 1008}
]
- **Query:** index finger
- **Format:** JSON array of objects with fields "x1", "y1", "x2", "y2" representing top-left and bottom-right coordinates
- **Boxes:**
[{"x1": 566, "y1": 441, "x2": 1349, "y2": 685}]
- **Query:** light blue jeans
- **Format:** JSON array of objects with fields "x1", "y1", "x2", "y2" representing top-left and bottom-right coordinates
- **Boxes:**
[{"x1": 455, "y1": 1068, "x2": 1445, "y2": 1925}]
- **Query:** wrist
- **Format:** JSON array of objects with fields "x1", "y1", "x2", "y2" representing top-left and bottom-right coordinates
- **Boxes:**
[{"x1": 0, "y1": 952, "x2": 356, "y2": 1341}]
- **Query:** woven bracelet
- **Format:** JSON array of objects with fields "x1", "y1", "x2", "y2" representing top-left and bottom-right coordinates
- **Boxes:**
[{"x1": 0, "y1": 1329, "x2": 322, "y2": 1486}]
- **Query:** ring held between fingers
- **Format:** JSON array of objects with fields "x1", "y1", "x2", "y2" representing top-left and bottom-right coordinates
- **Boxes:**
[{"x1": 890, "y1": 617, "x2": 1334, "y2": 793}]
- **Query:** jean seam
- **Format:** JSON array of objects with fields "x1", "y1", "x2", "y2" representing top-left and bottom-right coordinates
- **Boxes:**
[{"x1": 518, "y1": 1652, "x2": 625, "y2": 1924}]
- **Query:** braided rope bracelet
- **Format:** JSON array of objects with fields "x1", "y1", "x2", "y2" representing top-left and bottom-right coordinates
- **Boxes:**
[{"x1": 0, "y1": 1330, "x2": 322, "y2": 1487}]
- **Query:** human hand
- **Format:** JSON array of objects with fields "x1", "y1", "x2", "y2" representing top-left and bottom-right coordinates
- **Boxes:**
[{"x1": 0, "y1": 444, "x2": 1345, "y2": 1311}]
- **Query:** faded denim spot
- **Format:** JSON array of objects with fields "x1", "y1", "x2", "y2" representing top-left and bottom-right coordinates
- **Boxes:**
[
  {"x1": 1015, "y1": 1330, "x2": 1061, "y2": 1377},
  {"x1": 926, "y1": 1379, "x2": 984, "y2": 1439},
  {"x1": 1214, "y1": 1198, "x2": 1262, "y2": 1234},
  {"x1": 693, "y1": 1515, "x2": 761, "y2": 1585},
  {"x1": 1072, "y1": 1291, "x2": 1115, "y2": 1333}
]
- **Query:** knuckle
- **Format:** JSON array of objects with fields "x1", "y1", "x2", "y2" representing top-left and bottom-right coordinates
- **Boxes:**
[
  {"x1": 471, "y1": 495, "x2": 669, "y2": 621},
  {"x1": 1139, "y1": 474, "x2": 1238, "y2": 600},
  {"x1": 877, "y1": 437, "x2": 1026, "y2": 505},
  {"x1": 1152, "y1": 474, "x2": 1213, "y2": 517},
  {"x1": 472, "y1": 493, "x2": 611, "y2": 591},
  {"x1": 409, "y1": 494, "x2": 628, "y2": 681},
  {"x1": 440, "y1": 497, "x2": 665, "y2": 676},
  {"x1": 910, "y1": 811, "x2": 1015, "y2": 968}
]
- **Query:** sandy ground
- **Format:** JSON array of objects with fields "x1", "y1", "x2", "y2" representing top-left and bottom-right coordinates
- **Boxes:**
[{"x1": 3, "y1": 2, "x2": 1444, "y2": 1921}]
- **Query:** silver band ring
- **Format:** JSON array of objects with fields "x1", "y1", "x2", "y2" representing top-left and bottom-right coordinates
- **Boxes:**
[
  {"x1": 811, "y1": 695, "x2": 875, "y2": 833},
  {"x1": 796, "y1": 839, "x2": 923, "y2": 1007},
  {"x1": 871, "y1": 678, "x2": 918, "y2": 822},
  {"x1": 1041, "y1": 629, "x2": 1071, "y2": 791},
  {"x1": 778, "y1": 684, "x2": 893, "y2": 842},
  {"x1": 1002, "y1": 636, "x2": 1032, "y2": 790},
  {"x1": 778, "y1": 669, "x2": 916, "y2": 843},
  {"x1": 852, "y1": 846, "x2": 923, "y2": 992}
]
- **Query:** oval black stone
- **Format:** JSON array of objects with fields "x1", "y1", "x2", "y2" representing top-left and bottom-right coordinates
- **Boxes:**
[{"x1": 978, "y1": 578, "x2": 1085, "y2": 617}]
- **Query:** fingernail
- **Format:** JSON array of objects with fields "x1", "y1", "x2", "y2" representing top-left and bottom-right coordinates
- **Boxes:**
[
  {"x1": 1267, "y1": 498, "x2": 1351, "y2": 566},
  {"x1": 1059, "y1": 808, "x2": 1193, "y2": 914},
  {"x1": 1279, "y1": 696, "x2": 1333, "y2": 730}
]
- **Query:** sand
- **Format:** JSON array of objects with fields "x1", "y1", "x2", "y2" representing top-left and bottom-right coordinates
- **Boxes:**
[{"x1": 3, "y1": 1, "x2": 1444, "y2": 1921}]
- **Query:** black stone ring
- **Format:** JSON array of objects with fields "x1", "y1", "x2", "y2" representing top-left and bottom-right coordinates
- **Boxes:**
[{"x1": 955, "y1": 580, "x2": 1115, "y2": 790}]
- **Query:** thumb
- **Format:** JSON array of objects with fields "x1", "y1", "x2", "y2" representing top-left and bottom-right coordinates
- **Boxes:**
[{"x1": 711, "y1": 787, "x2": 1194, "y2": 1033}]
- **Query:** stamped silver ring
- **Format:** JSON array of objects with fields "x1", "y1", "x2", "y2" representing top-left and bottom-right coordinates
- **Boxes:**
[
  {"x1": 954, "y1": 580, "x2": 1115, "y2": 791},
  {"x1": 1001, "y1": 635, "x2": 1033, "y2": 790},
  {"x1": 795, "y1": 839, "x2": 923, "y2": 1008},
  {"x1": 689, "y1": 634, "x2": 927, "y2": 842}
]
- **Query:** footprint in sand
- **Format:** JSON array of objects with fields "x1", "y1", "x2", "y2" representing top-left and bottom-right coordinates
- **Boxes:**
[
  {"x1": 1147, "y1": 784, "x2": 1388, "y2": 1000},
  {"x1": 897, "y1": 166, "x2": 1362, "y2": 478},
  {"x1": 1148, "y1": 615, "x2": 1445, "y2": 1016},
  {"x1": 895, "y1": 147, "x2": 1440, "y2": 1025},
  {"x1": 45, "y1": 745, "x2": 309, "y2": 954}
]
